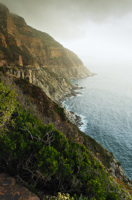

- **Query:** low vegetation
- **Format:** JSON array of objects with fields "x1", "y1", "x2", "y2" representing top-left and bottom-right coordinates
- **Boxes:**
[{"x1": 0, "y1": 80, "x2": 132, "y2": 200}]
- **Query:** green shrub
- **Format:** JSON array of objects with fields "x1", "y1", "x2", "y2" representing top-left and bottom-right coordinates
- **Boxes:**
[
  {"x1": 106, "y1": 192, "x2": 119, "y2": 200},
  {"x1": 0, "y1": 82, "x2": 17, "y2": 130},
  {"x1": 0, "y1": 81, "x2": 131, "y2": 200}
]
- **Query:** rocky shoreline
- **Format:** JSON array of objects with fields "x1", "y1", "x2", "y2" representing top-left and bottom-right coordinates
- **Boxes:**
[
  {"x1": 61, "y1": 81, "x2": 132, "y2": 188},
  {"x1": 64, "y1": 110, "x2": 83, "y2": 127},
  {"x1": 60, "y1": 84, "x2": 85, "y2": 128}
]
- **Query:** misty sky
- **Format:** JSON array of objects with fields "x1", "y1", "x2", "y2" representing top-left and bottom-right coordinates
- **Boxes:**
[{"x1": 1, "y1": 0, "x2": 132, "y2": 74}]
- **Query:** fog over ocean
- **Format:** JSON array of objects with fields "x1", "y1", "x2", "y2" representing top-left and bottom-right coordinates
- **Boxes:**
[{"x1": 63, "y1": 66, "x2": 132, "y2": 180}]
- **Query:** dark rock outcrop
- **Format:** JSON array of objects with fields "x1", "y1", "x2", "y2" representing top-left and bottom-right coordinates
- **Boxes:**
[{"x1": 0, "y1": 173, "x2": 40, "y2": 200}]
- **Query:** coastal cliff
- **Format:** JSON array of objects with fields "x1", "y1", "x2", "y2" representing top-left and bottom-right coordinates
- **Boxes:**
[
  {"x1": 0, "y1": 75, "x2": 132, "y2": 199},
  {"x1": 0, "y1": 3, "x2": 91, "y2": 102},
  {"x1": 0, "y1": 3, "x2": 132, "y2": 199}
]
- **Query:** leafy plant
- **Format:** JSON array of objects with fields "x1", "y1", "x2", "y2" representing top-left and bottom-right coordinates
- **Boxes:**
[{"x1": 0, "y1": 81, "x2": 131, "y2": 200}]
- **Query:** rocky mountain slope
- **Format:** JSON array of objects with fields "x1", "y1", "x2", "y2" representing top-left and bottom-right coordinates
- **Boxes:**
[
  {"x1": 0, "y1": 3, "x2": 132, "y2": 199},
  {"x1": 0, "y1": 3, "x2": 91, "y2": 102},
  {"x1": 13, "y1": 77, "x2": 132, "y2": 185},
  {"x1": 0, "y1": 74, "x2": 132, "y2": 199}
]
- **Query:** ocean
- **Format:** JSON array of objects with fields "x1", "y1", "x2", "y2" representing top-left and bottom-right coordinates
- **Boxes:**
[{"x1": 63, "y1": 70, "x2": 132, "y2": 180}]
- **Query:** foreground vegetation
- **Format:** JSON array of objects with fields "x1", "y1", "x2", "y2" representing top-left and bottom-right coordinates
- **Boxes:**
[{"x1": 0, "y1": 80, "x2": 131, "y2": 200}]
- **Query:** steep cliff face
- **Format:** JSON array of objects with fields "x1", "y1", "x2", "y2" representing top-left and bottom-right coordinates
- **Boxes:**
[
  {"x1": 5, "y1": 65, "x2": 78, "y2": 102},
  {"x1": 0, "y1": 3, "x2": 131, "y2": 199},
  {"x1": 0, "y1": 3, "x2": 91, "y2": 102},
  {"x1": 0, "y1": 3, "x2": 91, "y2": 76}
]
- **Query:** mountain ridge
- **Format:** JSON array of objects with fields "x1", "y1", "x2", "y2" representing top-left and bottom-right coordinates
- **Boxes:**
[
  {"x1": 0, "y1": 2, "x2": 92, "y2": 102},
  {"x1": 0, "y1": 3, "x2": 132, "y2": 199}
]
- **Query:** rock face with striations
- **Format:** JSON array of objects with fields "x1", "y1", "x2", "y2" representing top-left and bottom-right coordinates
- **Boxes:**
[{"x1": 0, "y1": 3, "x2": 91, "y2": 102}]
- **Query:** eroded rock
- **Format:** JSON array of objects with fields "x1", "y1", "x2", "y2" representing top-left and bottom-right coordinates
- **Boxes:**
[{"x1": 0, "y1": 173, "x2": 40, "y2": 200}]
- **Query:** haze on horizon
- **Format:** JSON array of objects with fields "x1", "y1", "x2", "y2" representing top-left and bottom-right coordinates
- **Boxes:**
[{"x1": 1, "y1": 0, "x2": 132, "y2": 75}]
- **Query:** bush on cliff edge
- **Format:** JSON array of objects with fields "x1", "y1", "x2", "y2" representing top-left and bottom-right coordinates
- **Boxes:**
[{"x1": 0, "y1": 81, "x2": 131, "y2": 200}]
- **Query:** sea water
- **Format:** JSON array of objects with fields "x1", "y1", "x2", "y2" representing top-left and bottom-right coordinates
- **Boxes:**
[{"x1": 63, "y1": 71, "x2": 132, "y2": 180}]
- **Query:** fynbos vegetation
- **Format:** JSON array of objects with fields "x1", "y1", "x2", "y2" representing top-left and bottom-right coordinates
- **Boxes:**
[{"x1": 0, "y1": 80, "x2": 132, "y2": 200}]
